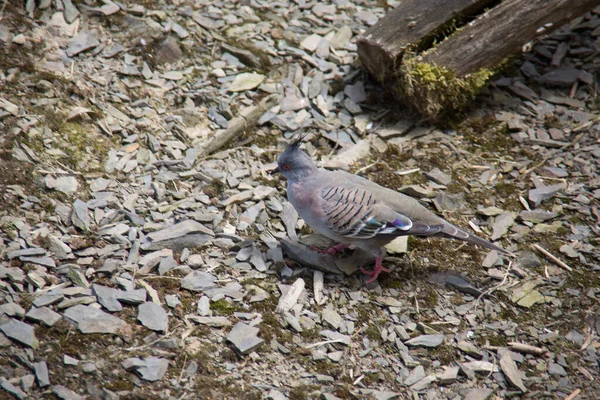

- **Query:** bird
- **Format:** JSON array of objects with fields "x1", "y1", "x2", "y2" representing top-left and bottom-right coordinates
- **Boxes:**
[{"x1": 271, "y1": 137, "x2": 511, "y2": 283}]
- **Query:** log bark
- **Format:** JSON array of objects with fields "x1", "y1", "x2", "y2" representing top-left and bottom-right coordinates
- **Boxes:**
[
  {"x1": 357, "y1": 0, "x2": 498, "y2": 80},
  {"x1": 357, "y1": 0, "x2": 600, "y2": 119},
  {"x1": 424, "y1": 0, "x2": 600, "y2": 76}
]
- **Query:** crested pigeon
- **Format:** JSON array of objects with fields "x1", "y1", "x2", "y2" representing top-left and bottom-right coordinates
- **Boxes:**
[{"x1": 271, "y1": 138, "x2": 510, "y2": 283}]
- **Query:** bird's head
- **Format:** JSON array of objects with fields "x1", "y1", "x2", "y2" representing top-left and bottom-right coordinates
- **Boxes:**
[{"x1": 271, "y1": 135, "x2": 317, "y2": 181}]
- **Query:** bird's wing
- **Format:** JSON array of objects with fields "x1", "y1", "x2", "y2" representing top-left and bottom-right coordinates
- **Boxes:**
[{"x1": 319, "y1": 185, "x2": 443, "y2": 239}]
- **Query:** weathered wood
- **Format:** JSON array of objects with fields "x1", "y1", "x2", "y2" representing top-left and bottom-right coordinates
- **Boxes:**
[
  {"x1": 424, "y1": 0, "x2": 600, "y2": 76},
  {"x1": 357, "y1": 0, "x2": 600, "y2": 119},
  {"x1": 357, "y1": 0, "x2": 498, "y2": 80}
]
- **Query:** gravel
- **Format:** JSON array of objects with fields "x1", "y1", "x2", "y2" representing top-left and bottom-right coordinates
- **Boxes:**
[{"x1": 0, "y1": 1, "x2": 599, "y2": 399}]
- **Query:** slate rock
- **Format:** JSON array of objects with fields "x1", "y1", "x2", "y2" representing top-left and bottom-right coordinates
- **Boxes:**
[
  {"x1": 52, "y1": 385, "x2": 85, "y2": 400},
  {"x1": 26, "y1": 307, "x2": 62, "y2": 327},
  {"x1": 122, "y1": 357, "x2": 169, "y2": 381},
  {"x1": 117, "y1": 288, "x2": 147, "y2": 304},
  {"x1": 519, "y1": 251, "x2": 542, "y2": 268},
  {"x1": 528, "y1": 184, "x2": 565, "y2": 207},
  {"x1": 0, "y1": 318, "x2": 38, "y2": 348},
  {"x1": 32, "y1": 292, "x2": 64, "y2": 308},
  {"x1": 137, "y1": 302, "x2": 168, "y2": 332},
  {"x1": 499, "y1": 352, "x2": 527, "y2": 392},
  {"x1": 34, "y1": 361, "x2": 50, "y2": 387},
  {"x1": 92, "y1": 284, "x2": 122, "y2": 312},
  {"x1": 71, "y1": 199, "x2": 90, "y2": 230},
  {"x1": 463, "y1": 388, "x2": 494, "y2": 400},
  {"x1": 181, "y1": 271, "x2": 217, "y2": 291},
  {"x1": 63, "y1": 305, "x2": 126, "y2": 334},
  {"x1": 227, "y1": 322, "x2": 264, "y2": 354},
  {"x1": 66, "y1": 31, "x2": 99, "y2": 57},
  {"x1": 548, "y1": 362, "x2": 567, "y2": 376},
  {"x1": 0, "y1": 377, "x2": 27, "y2": 399},
  {"x1": 405, "y1": 334, "x2": 444, "y2": 348},
  {"x1": 538, "y1": 67, "x2": 581, "y2": 87}
]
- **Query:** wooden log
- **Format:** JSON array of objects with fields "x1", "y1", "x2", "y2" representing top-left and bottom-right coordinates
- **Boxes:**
[
  {"x1": 424, "y1": 0, "x2": 600, "y2": 76},
  {"x1": 357, "y1": 0, "x2": 498, "y2": 81},
  {"x1": 357, "y1": 0, "x2": 600, "y2": 120}
]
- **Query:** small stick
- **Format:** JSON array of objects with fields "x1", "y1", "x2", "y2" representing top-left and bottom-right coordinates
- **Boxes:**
[
  {"x1": 508, "y1": 341, "x2": 547, "y2": 356},
  {"x1": 519, "y1": 196, "x2": 531, "y2": 211},
  {"x1": 304, "y1": 338, "x2": 346, "y2": 349},
  {"x1": 565, "y1": 389, "x2": 581, "y2": 400},
  {"x1": 532, "y1": 244, "x2": 573, "y2": 272}
]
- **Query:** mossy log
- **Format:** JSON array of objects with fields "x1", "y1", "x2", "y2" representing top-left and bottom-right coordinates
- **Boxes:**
[{"x1": 357, "y1": 0, "x2": 600, "y2": 120}]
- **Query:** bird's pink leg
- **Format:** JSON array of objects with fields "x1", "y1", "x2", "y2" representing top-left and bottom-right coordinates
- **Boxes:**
[
  {"x1": 311, "y1": 242, "x2": 350, "y2": 256},
  {"x1": 360, "y1": 256, "x2": 390, "y2": 283}
]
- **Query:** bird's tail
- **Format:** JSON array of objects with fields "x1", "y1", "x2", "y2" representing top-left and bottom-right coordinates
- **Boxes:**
[{"x1": 437, "y1": 222, "x2": 512, "y2": 255}]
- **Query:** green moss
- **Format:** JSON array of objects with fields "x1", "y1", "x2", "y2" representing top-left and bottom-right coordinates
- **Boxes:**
[
  {"x1": 364, "y1": 325, "x2": 380, "y2": 341},
  {"x1": 289, "y1": 385, "x2": 310, "y2": 400},
  {"x1": 211, "y1": 298, "x2": 241, "y2": 316},
  {"x1": 431, "y1": 344, "x2": 457, "y2": 364},
  {"x1": 399, "y1": 57, "x2": 493, "y2": 121}
]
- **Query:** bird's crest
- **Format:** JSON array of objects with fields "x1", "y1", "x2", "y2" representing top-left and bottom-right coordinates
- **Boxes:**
[{"x1": 283, "y1": 132, "x2": 309, "y2": 154}]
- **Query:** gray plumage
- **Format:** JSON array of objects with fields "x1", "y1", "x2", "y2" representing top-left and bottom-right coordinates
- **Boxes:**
[{"x1": 272, "y1": 138, "x2": 510, "y2": 282}]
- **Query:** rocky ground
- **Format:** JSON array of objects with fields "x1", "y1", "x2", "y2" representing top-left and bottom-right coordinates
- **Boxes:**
[{"x1": 0, "y1": 1, "x2": 599, "y2": 399}]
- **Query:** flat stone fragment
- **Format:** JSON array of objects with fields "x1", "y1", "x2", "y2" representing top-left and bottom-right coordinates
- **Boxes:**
[
  {"x1": 117, "y1": 289, "x2": 147, "y2": 304},
  {"x1": 405, "y1": 334, "x2": 444, "y2": 348},
  {"x1": 322, "y1": 308, "x2": 343, "y2": 330},
  {"x1": 34, "y1": 361, "x2": 50, "y2": 387},
  {"x1": 280, "y1": 240, "x2": 341, "y2": 275},
  {"x1": 92, "y1": 284, "x2": 122, "y2": 312},
  {"x1": 403, "y1": 365, "x2": 426, "y2": 386},
  {"x1": 463, "y1": 388, "x2": 494, "y2": 400},
  {"x1": 0, "y1": 377, "x2": 27, "y2": 400},
  {"x1": 71, "y1": 199, "x2": 91, "y2": 231},
  {"x1": 491, "y1": 212, "x2": 515, "y2": 240},
  {"x1": 54, "y1": 176, "x2": 79, "y2": 194},
  {"x1": 122, "y1": 357, "x2": 169, "y2": 381},
  {"x1": 548, "y1": 362, "x2": 567, "y2": 376},
  {"x1": 500, "y1": 352, "x2": 527, "y2": 392},
  {"x1": 0, "y1": 302, "x2": 25, "y2": 317},
  {"x1": 180, "y1": 271, "x2": 217, "y2": 291},
  {"x1": 33, "y1": 292, "x2": 64, "y2": 308},
  {"x1": 7, "y1": 247, "x2": 46, "y2": 259},
  {"x1": 63, "y1": 304, "x2": 126, "y2": 334},
  {"x1": 52, "y1": 385, "x2": 86, "y2": 400},
  {"x1": 385, "y1": 236, "x2": 408, "y2": 254},
  {"x1": 147, "y1": 220, "x2": 213, "y2": 243},
  {"x1": 519, "y1": 210, "x2": 557, "y2": 223},
  {"x1": 188, "y1": 316, "x2": 231, "y2": 327},
  {"x1": 26, "y1": 307, "x2": 62, "y2": 327},
  {"x1": 425, "y1": 168, "x2": 452, "y2": 185},
  {"x1": 322, "y1": 139, "x2": 370, "y2": 170},
  {"x1": 319, "y1": 330, "x2": 351, "y2": 345},
  {"x1": 0, "y1": 318, "x2": 38, "y2": 348},
  {"x1": 66, "y1": 31, "x2": 100, "y2": 57},
  {"x1": 137, "y1": 302, "x2": 168, "y2": 332},
  {"x1": 227, "y1": 322, "x2": 264, "y2": 354},
  {"x1": 528, "y1": 184, "x2": 565, "y2": 207},
  {"x1": 228, "y1": 72, "x2": 265, "y2": 92}
]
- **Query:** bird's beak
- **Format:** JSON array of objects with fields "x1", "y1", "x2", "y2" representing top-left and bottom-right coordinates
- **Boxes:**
[{"x1": 270, "y1": 166, "x2": 281, "y2": 175}]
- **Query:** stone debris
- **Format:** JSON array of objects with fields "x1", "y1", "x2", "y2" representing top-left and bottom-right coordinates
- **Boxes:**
[
  {"x1": 137, "y1": 302, "x2": 168, "y2": 332},
  {"x1": 122, "y1": 357, "x2": 169, "y2": 382},
  {"x1": 227, "y1": 322, "x2": 264, "y2": 354},
  {"x1": 0, "y1": 1, "x2": 598, "y2": 399},
  {"x1": 0, "y1": 318, "x2": 38, "y2": 349},
  {"x1": 63, "y1": 305, "x2": 126, "y2": 334}
]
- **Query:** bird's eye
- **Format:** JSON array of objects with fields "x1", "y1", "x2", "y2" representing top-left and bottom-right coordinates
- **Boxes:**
[{"x1": 283, "y1": 164, "x2": 291, "y2": 170}]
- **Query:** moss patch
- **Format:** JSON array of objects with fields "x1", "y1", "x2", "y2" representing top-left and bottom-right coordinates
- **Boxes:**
[{"x1": 399, "y1": 57, "x2": 493, "y2": 121}]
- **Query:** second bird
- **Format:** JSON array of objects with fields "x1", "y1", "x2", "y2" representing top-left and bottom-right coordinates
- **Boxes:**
[{"x1": 271, "y1": 137, "x2": 511, "y2": 283}]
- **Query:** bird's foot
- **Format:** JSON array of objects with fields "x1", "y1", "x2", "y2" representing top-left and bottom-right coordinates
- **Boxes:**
[
  {"x1": 360, "y1": 257, "x2": 390, "y2": 284},
  {"x1": 310, "y1": 242, "x2": 349, "y2": 256}
]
